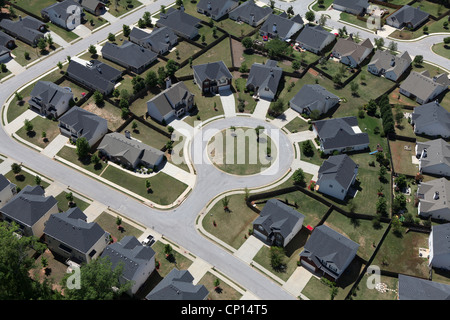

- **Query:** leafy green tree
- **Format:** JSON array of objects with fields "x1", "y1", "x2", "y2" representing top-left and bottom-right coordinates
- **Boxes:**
[
  {"x1": 265, "y1": 38, "x2": 288, "y2": 59},
  {"x1": 93, "y1": 90, "x2": 103, "y2": 105},
  {"x1": 270, "y1": 99, "x2": 284, "y2": 116},
  {"x1": 76, "y1": 137, "x2": 90, "y2": 159},
  {"x1": 222, "y1": 196, "x2": 230, "y2": 212},
  {"x1": 270, "y1": 246, "x2": 286, "y2": 271},
  {"x1": 305, "y1": 10, "x2": 315, "y2": 23},
  {"x1": 11, "y1": 163, "x2": 21, "y2": 175},
  {"x1": 255, "y1": 125, "x2": 265, "y2": 142},
  {"x1": 413, "y1": 55, "x2": 423, "y2": 66},
  {"x1": 164, "y1": 244, "x2": 173, "y2": 257},
  {"x1": 122, "y1": 24, "x2": 131, "y2": 37},
  {"x1": 376, "y1": 196, "x2": 387, "y2": 217},
  {"x1": 35, "y1": 175, "x2": 41, "y2": 186},
  {"x1": 88, "y1": 44, "x2": 97, "y2": 56},
  {"x1": 145, "y1": 70, "x2": 158, "y2": 87},
  {"x1": 292, "y1": 59, "x2": 301, "y2": 71},
  {"x1": 15, "y1": 91, "x2": 23, "y2": 101},
  {"x1": 143, "y1": 11, "x2": 152, "y2": 27},
  {"x1": 292, "y1": 168, "x2": 306, "y2": 186},
  {"x1": 391, "y1": 215, "x2": 403, "y2": 237},
  {"x1": 242, "y1": 37, "x2": 253, "y2": 51},
  {"x1": 57, "y1": 61, "x2": 63, "y2": 70},
  {"x1": 165, "y1": 59, "x2": 178, "y2": 77},
  {"x1": 120, "y1": 106, "x2": 130, "y2": 119},
  {"x1": 350, "y1": 82, "x2": 359, "y2": 96},
  {"x1": 24, "y1": 119, "x2": 33, "y2": 133},
  {"x1": 374, "y1": 37, "x2": 384, "y2": 50},
  {"x1": 395, "y1": 174, "x2": 407, "y2": 190},
  {"x1": 302, "y1": 140, "x2": 314, "y2": 157},
  {"x1": 37, "y1": 38, "x2": 47, "y2": 53},
  {"x1": 366, "y1": 99, "x2": 377, "y2": 115},
  {"x1": 108, "y1": 33, "x2": 116, "y2": 42}
]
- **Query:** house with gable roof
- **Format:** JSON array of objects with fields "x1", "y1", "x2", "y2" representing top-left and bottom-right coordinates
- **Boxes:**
[
  {"x1": 417, "y1": 178, "x2": 450, "y2": 221},
  {"x1": 41, "y1": 0, "x2": 82, "y2": 31},
  {"x1": 400, "y1": 71, "x2": 449, "y2": 105},
  {"x1": 331, "y1": 37, "x2": 373, "y2": 68},
  {"x1": 0, "y1": 174, "x2": 16, "y2": 208},
  {"x1": 229, "y1": 0, "x2": 272, "y2": 27},
  {"x1": 367, "y1": 50, "x2": 412, "y2": 82},
  {"x1": 129, "y1": 26, "x2": 178, "y2": 55},
  {"x1": 193, "y1": 60, "x2": 233, "y2": 94},
  {"x1": 246, "y1": 60, "x2": 282, "y2": 101},
  {"x1": 332, "y1": 0, "x2": 369, "y2": 15},
  {"x1": 386, "y1": 5, "x2": 429, "y2": 30},
  {"x1": 260, "y1": 13, "x2": 304, "y2": 41},
  {"x1": 429, "y1": 223, "x2": 450, "y2": 270},
  {"x1": 290, "y1": 84, "x2": 340, "y2": 116},
  {"x1": 398, "y1": 274, "x2": 450, "y2": 300},
  {"x1": 29, "y1": 81, "x2": 74, "y2": 118},
  {"x1": 416, "y1": 139, "x2": 450, "y2": 177},
  {"x1": 0, "y1": 16, "x2": 46, "y2": 47},
  {"x1": 156, "y1": 7, "x2": 201, "y2": 40},
  {"x1": 197, "y1": 0, "x2": 239, "y2": 21},
  {"x1": 295, "y1": 25, "x2": 336, "y2": 55},
  {"x1": 411, "y1": 101, "x2": 450, "y2": 138}
]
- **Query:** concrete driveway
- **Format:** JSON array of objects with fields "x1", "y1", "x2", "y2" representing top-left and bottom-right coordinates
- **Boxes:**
[
  {"x1": 234, "y1": 235, "x2": 265, "y2": 264},
  {"x1": 252, "y1": 99, "x2": 271, "y2": 120},
  {"x1": 220, "y1": 89, "x2": 237, "y2": 118}
]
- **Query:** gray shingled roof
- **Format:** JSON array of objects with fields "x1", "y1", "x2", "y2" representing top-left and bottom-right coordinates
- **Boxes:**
[
  {"x1": 156, "y1": 8, "x2": 201, "y2": 39},
  {"x1": 197, "y1": 0, "x2": 238, "y2": 16},
  {"x1": 398, "y1": 274, "x2": 450, "y2": 300},
  {"x1": 229, "y1": 0, "x2": 272, "y2": 23},
  {"x1": 0, "y1": 174, "x2": 13, "y2": 192},
  {"x1": 290, "y1": 84, "x2": 339, "y2": 115},
  {"x1": 253, "y1": 199, "x2": 304, "y2": 239},
  {"x1": 59, "y1": 106, "x2": 107, "y2": 143},
  {"x1": 317, "y1": 154, "x2": 358, "y2": 192},
  {"x1": 260, "y1": 13, "x2": 303, "y2": 39},
  {"x1": 295, "y1": 25, "x2": 335, "y2": 51},
  {"x1": 44, "y1": 207, "x2": 108, "y2": 254},
  {"x1": 29, "y1": 81, "x2": 73, "y2": 111},
  {"x1": 0, "y1": 185, "x2": 56, "y2": 227},
  {"x1": 333, "y1": 0, "x2": 369, "y2": 13},
  {"x1": 193, "y1": 60, "x2": 233, "y2": 83},
  {"x1": 131, "y1": 26, "x2": 178, "y2": 53},
  {"x1": 314, "y1": 117, "x2": 369, "y2": 150},
  {"x1": 388, "y1": 5, "x2": 429, "y2": 28},
  {"x1": 416, "y1": 138, "x2": 450, "y2": 170},
  {"x1": 79, "y1": 0, "x2": 104, "y2": 12},
  {"x1": 300, "y1": 224, "x2": 359, "y2": 279},
  {"x1": 146, "y1": 269, "x2": 209, "y2": 300},
  {"x1": 0, "y1": 16, "x2": 45, "y2": 45},
  {"x1": 368, "y1": 50, "x2": 411, "y2": 77},
  {"x1": 246, "y1": 60, "x2": 283, "y2": 96},
  {"x1": 148, "y1": 81, "x2": 194, "y2": 117},
  {"x1": 412, "y1": 101, "x2": 450, "y2": 137},
  {"x1": 0, "y1": 30, "x2": 14, "y2": 47},
  {"x1": 332, "y1": 37, "x2": 373, "y2": 64},
  {"x1": 98, "y1": 132, "x2": 164, "y2": 167},
  {"x1": 101, "y1": 236, "x2": 155, "y2": 282},
  {"x1": 417, "y1": 178, "x2": 450, "y2": 215},
  {"x1": 101, "y1": 41, "x2": 157, "y2": 71},
  {"x1": 431, "y1": 223, "x2": 450, "y2": 258},
  {"x1": 42, "y1": 0, "x2": 81, "y2": 20},
  {"x1": 400, "y1": 71, "x2": 449, "y2": 103}
]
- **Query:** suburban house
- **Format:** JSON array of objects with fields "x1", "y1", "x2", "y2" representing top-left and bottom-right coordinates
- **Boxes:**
[
  {"x1": 0, "y1": 185, "x2": 58, "y2": 238},
  {"x1": 295, "y1": 25, "x2": 336, "y2": 55},
  {"x1": 101, "y1": 236, "x2": 156, "y2": 295},
  {"x1": 332, "y1": 0, "x2": 369, "y2": 15},
  {"x1": 260, "y1": 13, "x2": 304, "y2": 41},
  {"x1": 0, "y1": 31, "x2": 15, "y2": 62},
  {"x1": 331, "y1": 37, "x2": 373, "y2": 68},
  {"x1": 0, "y1": 16, "x2": 46, "y2": 47},
  {"x1": 252, "y1": 199, "x2": 305, "y2": 247},
  {"x1": 289, "y1": 84, "x2": 340, "y2": 116},
  {"x1": 98, "y1": 132, "x2": 165, "y2": 170},
  {"x1": 78, "y1": 0, "x2": 106, "y2": 15},
  {"x1": 0, "y1": 174, "x2": 16, "y2": 208},
  {"x1": 130, "y1": 26, "x2": 178, "y2": 55},
  {"x1": 228, "y1": 0, "x2": 272, "y2": 27},
  {"x1": 313, "y1": 117, "x2": 370, "y2": 154},
  {"x1": 44, "y1": 207, "x2": 110, "y2": 264},
  {"x1": 246, "y1": 60, "x2": 283, "y2": 101},
  {"x1": 196, "y1": 0, "x2": 239, "y2": 21},
  {"x1": 417, "y1": 178, "x2": 450, "y2": 221},
  {"x1": 101, "y1": 41, "x2": 158, "y2": 74},
  {"x1": 147, "y1": 81, "x2": 195, "y2": 123},
  {"x1": 398, "y1": 274, "x2": 450, "y2": 300},
  {"x1": 66, "y1": 59, "x2": 122, "y2": 95},
  {"x1": 193, "y1": 60, "x2": 233, "y2": 94},
  {"x1": 41, "y1": 0, "x2": 82, "y2": 31},
  {"x1": 146, "y1": 269, "x2": 209, "y2": 300},
  {"x1": 400, "y1": 71, "x2": 449, "y2": 105},
  {"x1": 58, "y1": 106, "x2": 109, "y2": 147},
  {"x1": 429, "y1": 223, "x2": 450, "y2": 270},
  {"x1": 156, "y1": 7, "x2": 201, "y2": 40},
  {"x1": 416, "y1": 139, "x2": 450, "y2": 177},
  {"x1": 28, "y1": 81, "x2": 74, "y2": 118},
  {"x1": 316, "y1": 154, "x2": 359, "y2": 201},
  {"x1": 411, "y1": 101, "x2": 450, "y2": 138},
  {"x1": 300, "y1": 225, "x2": 360, "y2": 281},
  {"x1": 367, "y1": 50, "x2": 412, "y2": 82},
  {"x1": 386, "y1": 5, "x2": 429, "y2": 30}
]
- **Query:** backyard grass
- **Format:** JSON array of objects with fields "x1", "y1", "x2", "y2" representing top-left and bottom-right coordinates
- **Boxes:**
[
  {"x1": 316, "y1": 57, "x2": 355, "y2": 80},
  {"x1": 15, "y1": 116, "x2": 61, "y2": 149},
  {"x1": 268, "y1": 76, "x2": 308, "y2": 118},
  {"x1": 216, "y1": 18, "x2": 255, "y2": 38},
  {"x1": 9, "y1": 0, "x2": 54, "y2": 17},
  {"x1": 165, "y1": 41, "x2": 201, "y2": 62},
  {"x1": 373, "y1": 226, "x2": 430, "y2": 279},
  {"x1": 208, "y1": 127, "x2": 277, "y2": 176},
  {"x1": 46, "y1": 23, "x2": 79, "y2": 43},
  {"x1": 389, "y1": 139, "x2": 419, "y2": 176},
  {"x1": 100, "y1": 166, "x2": 188, "y2": 206},
  {"x1": 54, "y1": 191, "x2": 91, "y2": 213},
  {"x1": 284, "y1": 116, "x2": 310, "y2": 133},
  {"x1": 194, "y1": 24, "x2": 225, "y2": 47},
  {"x1": 129, "y1": 87, "x2": 161, "y2": 117},
  {"x1": 151, "y1": 240, "x2": 193, "y2": 277},
  {"x1": 0, "y1": 68, "x2": 12, "y2": 81},
  {"x1": 81, "y1": 97, "x2": 125, "y2": 132},
  {"x1": 411, "y1": 1, "x2": 447, "y2": 17},
  {"x1": 351, "y1": 274, "x2": 398, "y2": 300},
  {"x1": 432, "y1": 42, "x2": 450, "y2": 60},
  {"x1": 81, "y1": 11, "x2": 108, "y2": 31},
  {"x1": 4, "y1": 169, "x2": 50, "y2": 190},
  {"x1": 197, "y1": 271, "x2": 243, "y2": 300},
  {"x1": 57, "y1": 146, "x2": 105, "y2": 175},
  {"x1": 33, "y1": 249, "x2": 69, "y2": 293},
  {"x1": 94, "y1": 211, "x2": 143, "y2": 242},
  {"x1": 292, "y1": 49, "x2": 321, "y2": 66},
  {"x1": 202, "y1": 194, "x2": 259, "y2": 250},
  {"x1": 108, "y1": 0, "x2": 143, "y2": 17},
  {"x1": 299, "y1": 141, "x2": 323, "y2": 166},
  {"x1": 389, "y1": 87, "x2": 418, "y2": 107},
  {"x1": 119, "y1": 121, "x2": 170, "y2": 150}
]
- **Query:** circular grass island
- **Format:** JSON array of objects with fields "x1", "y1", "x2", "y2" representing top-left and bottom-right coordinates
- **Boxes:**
[{"x1": 207, "y1": 126, "x2": 278, "y2": 176}]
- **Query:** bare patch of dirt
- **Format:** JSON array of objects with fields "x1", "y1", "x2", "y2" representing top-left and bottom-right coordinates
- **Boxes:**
[{"x1": 231, "y1": 39, "x2": 245, "y2": 67}]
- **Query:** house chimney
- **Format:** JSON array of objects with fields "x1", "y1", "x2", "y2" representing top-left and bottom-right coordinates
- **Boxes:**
[
  {"x1": 125, "y1": 130, "x2": 131, "y2": 139},
  {"x1": 434, "y1": 191, "x2": 440, "y2": 200},
  {"x1": 272, "y1": 23, "x2": 277, "y2": 33}
]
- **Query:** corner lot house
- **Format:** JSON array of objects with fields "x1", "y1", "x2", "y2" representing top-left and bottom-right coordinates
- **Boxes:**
[
  {"x1": 0, "y1": 185, "x2": 58, "y2": 238},
  {"x1": 197, "y1": 0, "x2": 239, "y2": 21},
  {"x1": 0, "y1": 16, "x2": 46, "y2": 47},
  {"x1": 29, "y1": 81, "x2": 74, "y2": 118},
  {"x1": 398, "y1": 274, "x2": 450, "y2": 300},
  {"x1": 229, "y1": 0, "x2": 272, "y2": 27},
  {"x1": 367, "y1": 50, "x2": 411, "y2": 82},
  {"x1": 400, "y1": 71, "x2": 449, "y2": 105},
  {"x1": 58, "y1": 106, "x2": 109, "y2": 147},
  {"x1": 130, "y1": 26, "x2": 178, "y2": 55},
  {"x1": 193, "y1": 60, "x2": 233, "y2": 94},
  {"x1": 295, "y1": 25, "x2": 335, "y2": 55},
  {"x1": 66, "y1": 59, "x2": 122, "y2": 95},
  {"x1": 386, "y1": 5, "x2": 429, "y2": 30},
  {"x1": 332, "y1": 0, "x2": 369, "y2": 15},
  {"x1": 290, "y1": 84, "x2": 339, "y2": 116},
  {"x1": 260, "y1": 13, "x2": 303, "y2": 41},
  {"x1": 253, "y1": 199, "x2": 305, "y2": 247},
  {"x1": 416, "y1": 139, "x2": 450, "y2": 177},
  {"x1": 146, "y1": 269, "x2": 209, "y2": 300},
  {"x1": 41, "y1": 0, "x2": 82, "y2": 31},
  {"x1": 246, "y1": 60, "x2": 282, "y2": 101},
  {"x1": 98, "y1": 132, "x2": 165, "y2": 170},
  {"x1": 429, "y1": 223, "x2": 450, "y2": 270},
  {"x1": 147, "y1": 81, "x2": 195, "y2": 123},
  {"x1": 417, "y1": 178, "x2": 450, "y2": 221},
  {"x1": 101, "y1": 236, "x2": 156, "y2": 295},
  {"x1": 300, "y1": 225, "x2": 359, "y2": 281},
  {"x1": 0, "y1": 174, "x2": 16, "y2": 208},
  {"x1": 78, "y1": 0, "x2": 106, "y2": 16},
  {"x1": 44, "y1": 207, "x2": 110, "y2": 264},
  {"x1": 156, "y1": 7, "x2": 201, "y2": 40},
  {"x1": 101, "y1": 41, "x2": 158, "y2": 74},
  {"x1": 313, "y1": 117, "x2": 370, "y2": 154},
  {"x1": 331, "y1": 38, "x2": 373, "y2": 68},
  {"x1": 411, "y1": 101, "x2": 450, "y2": 138}
]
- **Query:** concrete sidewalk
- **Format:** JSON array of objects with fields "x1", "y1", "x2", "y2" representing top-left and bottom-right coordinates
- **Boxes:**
[
  {"x1": 4, "y1": 110, "x2": 38, "y2": 135},
  {"x1": 162, "y1": 162, "x2": 196, "y2": 187}
]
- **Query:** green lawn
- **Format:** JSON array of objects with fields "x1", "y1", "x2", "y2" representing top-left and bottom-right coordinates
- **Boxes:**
[
  {"x1": 389, "y1": 139, "x2": 419, "y2": 176},
  {"x1": 268, "y1": 76, "x2": 309, "y2": 118},
  {"x1": 0, "y1": 68, "x2": 12, "y2": 81},
  {"x1": 100, "y1": 166, "x2": 188, "y2": 206},
  {"x1": 299, "y1": 141, "x2": 323, "y2": 166},
  {"x1": 352, "y1": 274, "x2": 398, "y2": 300},
  {"x1": 197, "y1": 271, "x2": 243, "y2": 300},
  {"x1": 94, "y1": 211, "x2": 144, "y2": 242},
  {"x1": 284, "y1": 117, "x2": 310, "y2": 133},
  {"x1": 4, "y1": 169, "x2": 50, "y2": 190},
  {"x1": 46, "y1": 23, "x2": 79, "y2": 43},
  {"x1": 390, "y1": 18, "x2": 448, "y2": 40},
  {"x1": 194, "y1": 24, "x2": 225, "y2": 47},
  {"x1": 54, "y1": 191, "x2": 91, "y2": 213},
  {"x1": 151, "y1": 240, "x2": 193, "y2": 277},
  {"x1": 234, "y1": 77, "x2": 257, "y2": 114},
  {"x1": 165, "y1": 41, "x2": 201, "y2": 62},
  {"x1": 108, "y1": 0, "x2": 142, "y2": 17},
  {"x1": 411, "y1": 1, "x2": 447, "y2": 17},
  {"x1": 203, "y1": 194, "x2": 259, "y2": 250},
  {"x1": 312, "y1": 0, "x2": 334, "y2": 11},
  {"x1": 56, "y1": 146, "x2": 105, "y2": 175},
  {"x1": 292, "y1": 49, "x2": 321, "y2": 66},
  {"x1": 432, "y1": 42, "x2": 450, "y2": 60},
  {"x1": 9, "y1": 0, "x2": 54, "y2": 17},
  {"x1": 15, "y1": 116, "x2": 61, "y2": 149},
  {"x1": 216, "y1": 18, "x2": 256, "y2": 38},
  {"x1": 340, "y1": 12, "x2": 372, "y2": 30},
  {"x1": 81, "y1": 11, "x2": 108, "y2": 31},
  {"x1": 129, "y1": 87, "x2": 161, "y2": 117},
  {"x1": 316, "y1": 58, "x2": 354, "y2": 80},
  {"x1": 119, "y1": 121, "x2": 170, "y2": 150}
]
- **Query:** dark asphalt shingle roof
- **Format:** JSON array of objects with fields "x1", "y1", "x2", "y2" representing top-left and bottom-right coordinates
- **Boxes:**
[
  {"x1": 246, "y1": 60, "x2": 283, "y2": 96},
  {"x1": 156, "y1": 8, "x2": 201, "y2": 39},
  {"x1": 148, "y1": 81, "x2": 194, "y2": 117},
  {"x1": 260, "y1": 13, "x2": 303, "y2": 39},
  {"x1": 416, "y1": 138, "x2": 450, "y2": 169},
  {"x1": 197, "y1": 0, "x2": 239, "y2": 17},
  {"x1": 290, "y1": 84, "x2": 339, "y2": 114},
  {"x1": 229, "y1": 0, "x2": 272, "y2": 23},
  {"x1": 368, "y1": 50, "x2": 411, "y2": 78},
  {"x1": 314, "y1": 117, "x2": 369, "y2": 150},
  {"x1": 317, "y1": 154, "x2": 358, "y2": 191},
  {"x1": 398, "y1": 274, "x2": 450, "y2": 300},
  {"x1": 430, "y1": 223, "x2": 450, "y2": 258},
  {"x1": 101, "y1": 41, "x2": 157, "y2": 71},
  {"x1": 59, "y1": 106, "x2": 107, "y2": 143},
  {"x1": 400, "y1": 70, "x2": 450, "y2": 103},
  {"x1": 412, "y1": 101, "x2": 450, "y2": 136},
  {"x1": 42, "y1": 0, "x2": 81, "y2": 20},
  {"x1": 29, "y1": 81, "x2": 73, "y2": 111},
  {"x1": 131, "y1": 26, "x2": 177, "y2": 53},
  {"x1": 0, "y1": 174, "x2": 13, "y2": 192},
  {"x1": 0, "y1": 16, "x2": 45, "y2": 45},
  {"x1": 333, "y1": 0, "x2": 369, "y2": 13},
  {"x1": 416, "y1": 178, "x2": 450, "y2": 214},
  {"x1": 0, "y1": 30, "x2": 14, "y2": 47},
  {"x1": 193, "y1": 60, "x2": 233, "y2": 83},
  {"x1": 295, "y1": 25, "x2": 335, "y2": 51},
  {"x1": 388, "y1": 5, "x2": 429, "y2": 28}
]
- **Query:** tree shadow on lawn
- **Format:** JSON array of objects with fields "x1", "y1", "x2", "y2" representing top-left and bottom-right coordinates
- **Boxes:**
[
  {"x1": 14, "y1": 174, "x2": 26, "y2": 182},
  {"x1": 26, "y1": 130, "x2": 36, "y2": 138}
]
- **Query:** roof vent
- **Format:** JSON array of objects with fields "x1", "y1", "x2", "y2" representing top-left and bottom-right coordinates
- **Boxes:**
[{"x1": 434, "y1": 192, "x2": 440, "y2": 200}]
